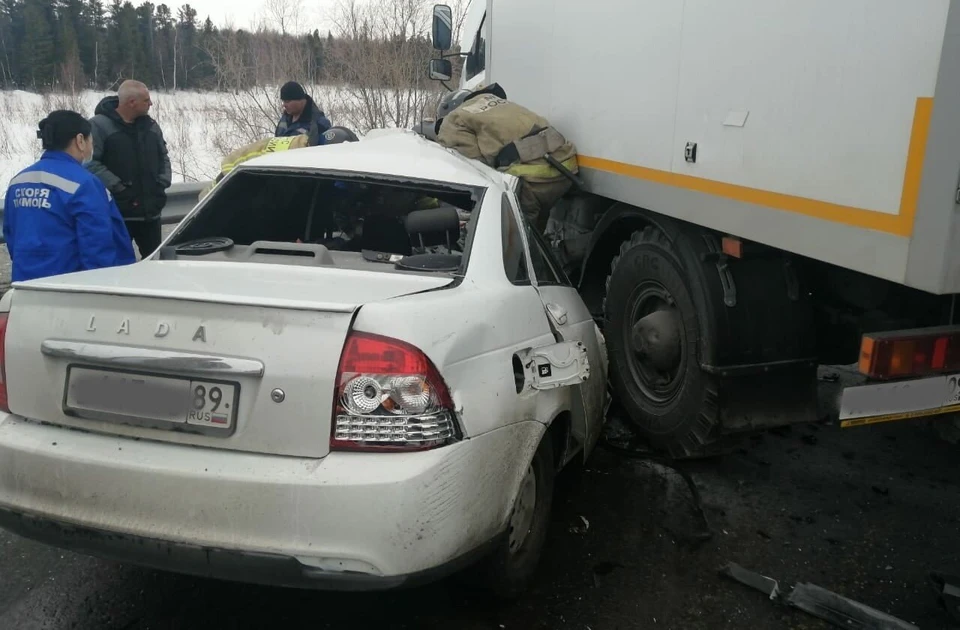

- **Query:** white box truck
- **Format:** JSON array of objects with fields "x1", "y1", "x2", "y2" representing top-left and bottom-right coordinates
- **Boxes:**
[{"x1": 428, "y1": 0, "x2": 960, "y2": 457}]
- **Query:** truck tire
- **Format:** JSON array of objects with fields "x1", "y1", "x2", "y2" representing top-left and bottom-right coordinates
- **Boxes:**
[{"x1": 603, "y1": 227, "x2": 720, "y2": 458}]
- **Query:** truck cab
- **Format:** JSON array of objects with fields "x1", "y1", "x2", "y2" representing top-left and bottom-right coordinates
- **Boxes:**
[{"x1": 459, "y1": 0, "x2": 488, "y2": 91}]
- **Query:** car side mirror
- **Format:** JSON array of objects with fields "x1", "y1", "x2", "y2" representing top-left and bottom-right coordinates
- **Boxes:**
[
  {"x1": 429, "y1": 58, "x2": 453, "y2": 82},
  {"x1": 432, "y1": 4, "x2": 453, "y2": 51}
]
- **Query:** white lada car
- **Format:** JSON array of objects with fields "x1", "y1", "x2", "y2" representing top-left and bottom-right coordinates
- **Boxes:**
[{"x1": 0, "y1": 129, "x2": 608, "y2": 598}]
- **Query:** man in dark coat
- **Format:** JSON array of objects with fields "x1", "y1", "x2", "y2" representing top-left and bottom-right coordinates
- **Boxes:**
[
  {"x1": 87, "y1": 79, "x2": 172, "y2": 258},
  {"x1": 275, "y1": 81, "x2": 333, "y2": 146}
]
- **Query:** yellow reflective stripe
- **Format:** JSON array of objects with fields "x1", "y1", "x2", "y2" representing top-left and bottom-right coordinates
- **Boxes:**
[
  {"x1": 221, "y1": 137, "x2": 301, "y2": 175},
  {"x1": 221, "y1": 150, "x2": 260, "y2": 174},
  {"x1": 264, "y1": 136, "x2": 298, "y2": 152},
  {"x1": 505, "y1": 156, "x2": 579, "y2": 179}
]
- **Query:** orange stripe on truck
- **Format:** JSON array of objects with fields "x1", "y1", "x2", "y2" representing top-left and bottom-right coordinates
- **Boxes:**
[{"x1": 578, "y1": 97, "x2": 933, "y2": 238}]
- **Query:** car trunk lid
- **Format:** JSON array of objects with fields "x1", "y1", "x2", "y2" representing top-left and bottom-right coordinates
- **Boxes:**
[{"x1": 4, "y1": 261, "x2": 453, "y2": 458}]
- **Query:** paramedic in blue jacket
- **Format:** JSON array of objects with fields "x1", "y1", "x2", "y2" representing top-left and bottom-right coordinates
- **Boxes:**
[{"x1": 3, "y1": 110, "x2": 136, "y2": 283}]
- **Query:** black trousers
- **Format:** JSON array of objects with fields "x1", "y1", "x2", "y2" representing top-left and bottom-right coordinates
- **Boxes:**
[{"x1": 125, "y1": 219, "x2": 162, "y2": 260}]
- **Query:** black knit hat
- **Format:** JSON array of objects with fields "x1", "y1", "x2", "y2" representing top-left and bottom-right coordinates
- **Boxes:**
[
  {"x1": 37, "y1": 110, "x2": 91, "y2": 151},
  {"x1": 280, "y1": 81, "x2": 307, "y2": 101}
]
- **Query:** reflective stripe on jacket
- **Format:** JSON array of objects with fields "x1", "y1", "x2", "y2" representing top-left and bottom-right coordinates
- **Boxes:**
[
  {"x1": 199, "y1": 135, "x2": 312, "y2": 201},
  {"x1": 220, "y1": 135, "x2": 310, "y2": 176},
  {"x1": 3, "y1": 151, "x2": 136, "y2": 282}
]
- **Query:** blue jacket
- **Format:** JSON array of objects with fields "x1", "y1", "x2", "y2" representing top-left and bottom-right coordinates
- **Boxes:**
[
  {"x1": 3, "y1": 151, "x2": 137, "y2": 283},
  {"x1": 275, "y1": 97, "x2": 332, "y2": 146}
]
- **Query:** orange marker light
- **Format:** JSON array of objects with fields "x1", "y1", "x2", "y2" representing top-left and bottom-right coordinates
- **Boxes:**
[
  {"x1": 859, "y1": 327, "x2": 960, "y2": 380},
  {"x1": 721, "y1": 236, "x2": 743, "y2": 258}
]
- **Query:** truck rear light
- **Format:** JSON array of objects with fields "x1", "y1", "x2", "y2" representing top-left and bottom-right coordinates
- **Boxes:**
[
  {"x1": 859, "y1": 327, "x2": 960, "y2": 380},
  {"x1": 331, "y1": 331, "x2": 459, "y2": 452},
  {"x1": 0, "y1": 313, "x2": 8, "y2": 412}
]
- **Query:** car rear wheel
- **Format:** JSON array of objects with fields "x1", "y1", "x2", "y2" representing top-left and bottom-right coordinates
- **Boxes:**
[{"x1": 475, "y1": 435, "x2": 555, "y2": 599}]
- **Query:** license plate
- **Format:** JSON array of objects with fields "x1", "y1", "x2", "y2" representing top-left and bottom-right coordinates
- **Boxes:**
[
  {"x1": 839, "y1": 373, "x2": 960, "y2": 428},
  {"x1": 64, "y1": 367, "x2": 238, "y2": 433}
]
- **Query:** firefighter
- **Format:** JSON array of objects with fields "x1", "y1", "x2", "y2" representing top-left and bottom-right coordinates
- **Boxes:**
[
  {"x1": 199, "y1": 126, "x2": 359, "y2": 201},
  {"x1": 431, "y1": 83, "x2": 579, "y2": 232}
]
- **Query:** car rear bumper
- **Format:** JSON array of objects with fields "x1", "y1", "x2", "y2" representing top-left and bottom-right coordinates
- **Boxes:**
[
  {"x1": 0, "y1": 415, "x2": 545, "y2": 587},
  {"x1": 0, "y1": 506, "x2": 500, "y2": 591}
]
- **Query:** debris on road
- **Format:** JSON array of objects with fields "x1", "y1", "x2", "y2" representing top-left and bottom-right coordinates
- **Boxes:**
[
  {"x1": 786, "y1": 582, "x2": 918, "y2": 630},
  {"x1": 929, "y1": 572, "x2": 960, "y2": 624},
  {"x1": 570, "y1": 515, "x2": 590, "y2": 535},
  {"x1": 718, "y1": 562, "x2": 780, "y2": 600},
  {"x1": 591, "y1": 561, "x2": 626, "y2": 588},
  {"x1": 720, "y1": 562, "x2": 918, "y2": 629},
  {"x1": 598, "y1": 415, "x2": 713, "y2": 547}
]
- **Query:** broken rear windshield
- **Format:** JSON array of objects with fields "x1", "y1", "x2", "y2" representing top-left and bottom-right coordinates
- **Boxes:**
[{"x1": 169, "y1": 169, "x2": 482, "y2": 255}]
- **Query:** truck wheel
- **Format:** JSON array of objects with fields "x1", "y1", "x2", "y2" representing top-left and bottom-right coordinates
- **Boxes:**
[
  {"x1": 476, "y1": 435, "x2": 555, "y2": 599},
  {"x1": 603, "y1": 227, "x2": 720, "y2": 458}
]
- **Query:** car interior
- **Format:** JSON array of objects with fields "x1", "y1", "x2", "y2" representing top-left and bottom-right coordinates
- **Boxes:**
[{"x1": 159, "y1": 170, "x2": 483, "y2": 275}]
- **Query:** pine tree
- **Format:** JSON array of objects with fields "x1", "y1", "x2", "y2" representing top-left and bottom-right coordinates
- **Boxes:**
[
  {"x1": 21, "y1": 0, "x2": 55, "y2": 88},
  {"x1": 0, "y1": 0, "x2": 22, "y2": 86},
  {"x1": 175, "y1": 4, "x2": 197, "y2": 88},
  {"x1": 153, "y1": 3, "x2": 173, "y2": 89},
  {"x1": 311, "y1": 28, "x2": 324, "y2": 80},
  {"x1": 135, "y1": 1, "x2": 156, "y2": 86},
  {"x1": 107, "y1": 0, "x2": 140, "y2": 84},
  {"x1": 85, "y1": 0, "x2": 107, "y2": 87}
]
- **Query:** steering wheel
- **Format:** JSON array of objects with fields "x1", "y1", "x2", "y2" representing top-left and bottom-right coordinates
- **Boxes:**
[{"x1": 174, "y1": 237, "x2": 235, "y2": 256}]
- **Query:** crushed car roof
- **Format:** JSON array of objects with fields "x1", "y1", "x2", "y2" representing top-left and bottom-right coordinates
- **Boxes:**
[{"x1": 238, "y1": 128, "x2": 501, "y2": 189}]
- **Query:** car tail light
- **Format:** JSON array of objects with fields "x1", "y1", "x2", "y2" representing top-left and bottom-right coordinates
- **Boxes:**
[
  {"x1": 0, "y1": 313, "x2": 9, "y2": 412},
  {"x1": 859, "y1": 327, "x2": 960, "y2": 380},
  {"x1": 331, "y1": 331, "x2": 459, "y2": 451}
]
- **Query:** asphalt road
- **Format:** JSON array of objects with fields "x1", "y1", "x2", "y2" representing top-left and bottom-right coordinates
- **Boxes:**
[
  {"x1": 0, "y1": 232, "x2": 958, "y2": 628},
  {"x1": 0, "y1": 367, "x2": 958, "y2": 630}
]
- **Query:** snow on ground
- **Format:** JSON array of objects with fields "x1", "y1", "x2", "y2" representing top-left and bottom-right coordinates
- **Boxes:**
[
  {"x1": 0, "y1": 90, "x2": 227, "y2": 196},
  {"x1": 0, "y1": 85, "x2": 397, "y2": 199}
]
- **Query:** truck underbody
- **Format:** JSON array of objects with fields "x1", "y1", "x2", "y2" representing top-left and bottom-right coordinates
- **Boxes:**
[
  {"x1": 547, "y1": 193, "x2": 957, "y2": 458},
  {"x1": 428, "y1": 0, "x2": 960, "y2": 458}
]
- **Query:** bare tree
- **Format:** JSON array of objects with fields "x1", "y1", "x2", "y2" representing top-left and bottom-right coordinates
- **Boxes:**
[
  {"x1": 203, "y1": 26, "x2": 319, "y2": 151},
  {"x1": 261, "y1": 0, "x2": 303, "y2": 36},
  {"x1": 447, "y1": 0, "x2": 469, "y2": 48},
  {"x1": 327, "y1": 0, "x2": 443, "y2": 132}
]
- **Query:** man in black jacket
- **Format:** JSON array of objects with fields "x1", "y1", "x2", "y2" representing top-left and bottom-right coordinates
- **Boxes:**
[
  {"x1": 87, "y1": 80, "x2": 172, "y2": 259},
  {"x1": 275, "y1": 81, "x2": 332, "y2": 146}
]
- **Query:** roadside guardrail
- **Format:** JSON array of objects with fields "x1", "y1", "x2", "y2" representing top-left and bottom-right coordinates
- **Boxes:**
[{"x1": 0, "y1": 181, "x2": 209, "y2": 245}]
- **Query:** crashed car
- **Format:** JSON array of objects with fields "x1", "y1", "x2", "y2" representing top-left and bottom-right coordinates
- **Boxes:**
[{"x1": 0, "y1": 129, "x2": 608, "y2": 597}]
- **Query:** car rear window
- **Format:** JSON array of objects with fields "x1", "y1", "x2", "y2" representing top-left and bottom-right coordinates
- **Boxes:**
[{"x1": 161, "y1": 170, "x2": 484, "y2": 273}]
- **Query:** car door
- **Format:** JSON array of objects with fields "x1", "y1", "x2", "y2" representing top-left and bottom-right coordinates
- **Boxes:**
[{"x1": 504, "y1": 191, "x2": 609, "y2": 459}]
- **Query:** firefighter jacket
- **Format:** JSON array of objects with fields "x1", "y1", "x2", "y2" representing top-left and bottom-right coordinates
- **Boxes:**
[
  {"x1": 199, "y1": 135, "x2": 312, "y2": 201},
  {"x1": 436, "y1": 85, "x2": 578, "y2": 183}
]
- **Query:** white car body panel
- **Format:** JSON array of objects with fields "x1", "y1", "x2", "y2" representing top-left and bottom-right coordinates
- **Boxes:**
[
  {"x1": 0, "y1": 131, "x2": 608, "y2": 586},
  {"x1": 0, "y1": 416, "x2": 545, "y2": 578},
  {"x1": 231, "y1": 128, "x2": 496, "y2": 189},
  {"x1": 14, "y1": 258, "x2": 454, "y2": 312}
]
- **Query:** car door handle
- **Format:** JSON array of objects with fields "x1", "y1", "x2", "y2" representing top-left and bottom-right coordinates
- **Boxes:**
[{"x1": 546, "y1": 303, "x2": 568, "y2": 326}]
